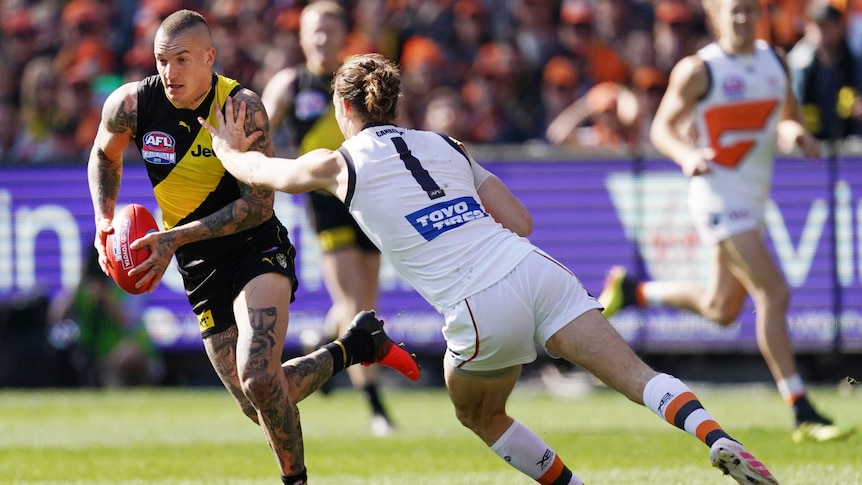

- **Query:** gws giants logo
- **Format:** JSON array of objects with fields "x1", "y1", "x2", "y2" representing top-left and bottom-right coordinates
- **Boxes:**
[
  {"x1": 406, "y1": 196, "x2": 488, "y2": 241},
  {"x1": 142, "y1": 131, "x2": 177, "y2": 165},
  {"x1": 722, "y1": 75, "x2": 745, "y2": 98}
]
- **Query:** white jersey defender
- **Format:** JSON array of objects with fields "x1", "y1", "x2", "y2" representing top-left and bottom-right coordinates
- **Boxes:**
[
  {"x1": 340, "y1": 126, "x2": 535, "y2": 311},
  {"x1": 339, "y1": 125, "x2": 600, "y2": 371},
  {"x1": 689, "y1": 40, "x2": 787, "y2": 245}
]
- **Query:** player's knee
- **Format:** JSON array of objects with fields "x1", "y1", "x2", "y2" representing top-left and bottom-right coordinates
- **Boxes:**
[
  {"x1": 705, "y1": 299, "x2": 744, "y2": 326},
  {"x1": 763, "y1": 281, "x2": 790, "y2": 311},
  {"x1": 452, "y1": 406, "x2": 491, "y2": 435},
  {"x1": 240, "y1": 368, "x2": 277, "y2": 405}
]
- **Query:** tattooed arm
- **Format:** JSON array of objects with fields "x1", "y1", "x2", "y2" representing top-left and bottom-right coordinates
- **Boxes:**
[{"x1": 88, "y1": 82, "x2": 139, "y2": 274}]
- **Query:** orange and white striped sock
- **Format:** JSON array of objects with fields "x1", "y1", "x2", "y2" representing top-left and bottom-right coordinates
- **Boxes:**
[
  {"x1": 490, "y1": 420, "x2": 584, "y2": 485},
  {"x1": 777, "y1": 374, "x2": 806, "y2": 405},
  {"x1": 643, "y1": 373, "x2": 733, "y2": 447}
]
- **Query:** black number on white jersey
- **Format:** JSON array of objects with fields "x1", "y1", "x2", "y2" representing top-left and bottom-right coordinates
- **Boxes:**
[{"x1": 392, "y1": 137, "x2": 446, "y2": 200}]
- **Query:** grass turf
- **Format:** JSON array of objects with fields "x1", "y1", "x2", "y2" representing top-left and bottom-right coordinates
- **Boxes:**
[{"x1": 0, "y1": 379, "x2": 859, "y2": 484}]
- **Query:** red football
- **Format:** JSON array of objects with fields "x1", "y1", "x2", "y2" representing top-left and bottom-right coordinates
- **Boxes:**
[{"x1": 105, "y1": 203, "x2": 159, "y2": 294}]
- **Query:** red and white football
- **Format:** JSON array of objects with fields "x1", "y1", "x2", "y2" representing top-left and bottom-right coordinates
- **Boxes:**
[{"x1": 105, "y1": 203, "x2": 159, "y2": 294}]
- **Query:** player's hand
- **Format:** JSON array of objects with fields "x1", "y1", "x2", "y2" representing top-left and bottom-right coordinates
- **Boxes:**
[
  {"x1": 680, "y1": 147, "x2": 715, "y2": 177},
  {"x1": 93, "y1": 217, "x2": 114, "y2": 275},
  {"x1": 797, "y1": 132, "x2": 821, "y2": 159},
  {"x1": 127, "y1": 230, "x2": 175, "y2": 293},
  {"x1": 198, "y1": 96, "x2": 263, "y2": 155}
]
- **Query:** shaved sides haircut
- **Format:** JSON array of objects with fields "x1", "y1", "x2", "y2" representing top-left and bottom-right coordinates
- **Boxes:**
[{"x1": 159, "y1": 9, "x2": 212, "y2": 39}]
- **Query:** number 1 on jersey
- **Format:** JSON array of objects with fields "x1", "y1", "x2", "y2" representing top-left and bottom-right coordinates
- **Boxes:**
[{"x1": 392, "y1": 137, "x2": 446, "y2": 200}]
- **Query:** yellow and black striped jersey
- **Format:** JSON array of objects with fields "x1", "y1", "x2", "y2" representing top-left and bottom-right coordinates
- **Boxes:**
[{"x1": 135, "y1": 73, "x2": 243, "y2": 230}]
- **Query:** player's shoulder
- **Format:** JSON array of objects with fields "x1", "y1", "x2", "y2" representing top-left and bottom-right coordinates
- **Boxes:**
[
  {"x1": 232, "y1": 86, "x2": 263, "y2": 104},
  {"x1": 263, "y1": 66, "x2": 300, "y2": 94},
  {"x1": 101, "y1": 81, "x2": 140, "y2": 121},
  {"x1": 104, "y1": 81, "x2": 140, "y2": 104}
]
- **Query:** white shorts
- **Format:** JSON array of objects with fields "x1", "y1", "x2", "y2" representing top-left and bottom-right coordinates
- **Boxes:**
[
  {"x1": 442, "y1": 250, "x2": 602, "y2": 373},
  {"x1": 688, "y1": 176, "x2": 765, "y2": 246}
]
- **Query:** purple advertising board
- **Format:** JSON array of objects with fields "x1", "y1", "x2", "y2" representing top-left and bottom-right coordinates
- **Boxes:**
[{"x1": 1, "y1": 157, "x2": 860, "y2": 354}]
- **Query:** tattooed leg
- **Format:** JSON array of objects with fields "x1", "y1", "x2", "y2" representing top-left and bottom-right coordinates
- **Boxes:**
[{"x1": 234, "y1": 273, "x2": 304, "y2": 475}]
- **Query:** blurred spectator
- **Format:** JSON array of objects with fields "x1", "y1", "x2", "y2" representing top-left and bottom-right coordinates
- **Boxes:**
[
  {"x1": 252, "y1": 7, "x2": 304, "y2": 97},
  {"x1": 789, "y1": 3, "x2": 862, "y2": 141},
  {"x1": 390, "y1": 0, "x2": 454, "y2": 47},
  {"x1": 545, "y1": 81, "x2": 643, "y2": 151},
  {"x1": 209, "y1": 4, "x2": 262, "y2": 89},
  {"x1": 511, "y1": 0, "x2": 559, "y2": 72},
  {"x1": 468, "y1": 40, "x2": 543, "y2": 141},
  {"x1": 13, "y1": 56, "x2": 78, "y2": 163},
  {"x1": 58, "y1": 69, "x2": 105, "y2": 161},
  {"x1": 54, "y1": 0, "x2": 117, "y2": 80},
  {"x1": 343, "y1": 0, "x2": 401, "y2": 61},
  {"x1": 757, "y1": 0, "x2": 810, "y2": 52},
  {"x1": 652, "y1": 0, "x2": 704, "y2": 74},
  {"x1": 0, "y1": 99, "x2": 19, "y2": 163},
  {"x1": 630, "y1": 65, "x2": 668, "y2": 144},
  {"x1": 1, "y1": 9, "x2": 41, "y2": 103},
  {"x1": 593, "y1": 0, "x2": 653, "y2": 53},
  {"x1": 398, "y1": 36, "x2": 450, "y2": 129},
  {"x1": 421, "y1": 86, "x2": 471, "y2": 141},
  {"x1": 0, "y1": 51, "x2": 17, "y2": 103},
  {"x1": 538, "y1": 55, "x2": 583, "y2": 140},
  {"x1": 621, "y1": 27, "x2": 658, "y2": 70},
  {"x1": 48, "y1": 246, "x2": 163, "y2": 388},
  {"x1": 556, "y1": 0, "x2": 631, "y2": 85},
  {"x1": 440, "y1": 0, "x2": 492, "y2": 86}
]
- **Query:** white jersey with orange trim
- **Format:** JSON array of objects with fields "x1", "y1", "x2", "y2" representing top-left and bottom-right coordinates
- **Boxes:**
[
  {"x1": 688, "y1": 40, "x2": 787, "y2": 244},
  {"x1": 339, "y1": 125, "x2": 535, "y2": 311}
]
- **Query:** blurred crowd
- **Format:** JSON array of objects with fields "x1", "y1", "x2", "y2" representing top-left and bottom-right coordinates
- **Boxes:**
[{"x1": 1, "y1": 0, "x2": 860, "y2": 164}]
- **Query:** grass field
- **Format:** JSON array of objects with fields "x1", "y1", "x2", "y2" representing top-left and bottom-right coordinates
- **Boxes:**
[{"x1": 1, "y1": 378, "x2": 859, "y2": 484}]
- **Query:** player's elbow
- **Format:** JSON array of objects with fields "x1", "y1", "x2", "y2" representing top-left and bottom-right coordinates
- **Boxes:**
[{"x1": 509, "y1": 211, "x2": 533, "y2": 237}]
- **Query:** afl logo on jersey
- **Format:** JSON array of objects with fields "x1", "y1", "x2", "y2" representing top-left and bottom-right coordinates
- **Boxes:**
[
  {"x1": 142, "y1": 131, "x2": 177, "y2": 165},
  {"x1": 722, "y1": 76, "x2": 745, "y2": 98}
]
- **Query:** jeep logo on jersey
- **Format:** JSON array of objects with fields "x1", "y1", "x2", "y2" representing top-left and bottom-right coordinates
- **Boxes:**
[
  {"x1": 406, "y1": 196, "x2": 488, "y2": 241},
  {"x1": 141, "y1": 131, "x2": 177, "y2": 165}
]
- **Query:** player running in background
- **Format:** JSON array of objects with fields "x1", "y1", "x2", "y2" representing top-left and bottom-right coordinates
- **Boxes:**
[
  {"x1": 599, "y1": 0, "x2": 854, "y2": 444},
  {"x1": 87, "y1": 11, "x2": 418, "y2": 484},
  {"x1": 261, "y1": 0, "x2": 396, "y2": 436},
  {"x1": 201, "y1": 52, "x2": 780, "y2": 485}
]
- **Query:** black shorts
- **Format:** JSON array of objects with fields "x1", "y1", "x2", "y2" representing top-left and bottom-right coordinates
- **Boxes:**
[
  {"x1": 307, "y1": 191, "x2": 379, "y2": 253},
  {"x1": 179, "y1": 217, "x2": 299, "y2": 338}
]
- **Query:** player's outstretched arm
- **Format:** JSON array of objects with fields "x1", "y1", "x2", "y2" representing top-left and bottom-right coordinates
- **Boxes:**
[{"x1": 201, "y1": 96, "x2": 343, "y2": 195}]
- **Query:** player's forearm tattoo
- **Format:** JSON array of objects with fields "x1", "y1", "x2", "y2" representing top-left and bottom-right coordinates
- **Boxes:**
[{"x1": 95, "y1": 151, "x2": 122, "y2": 205}]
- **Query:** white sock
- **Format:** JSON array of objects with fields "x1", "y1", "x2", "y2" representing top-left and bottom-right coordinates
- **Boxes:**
[
  {"x1": 642, "y1": 373, "x2": 729, "y2": 446},
  {"x1": 641, "y1": 281, "x2": 666, "y2": 307},
  {"x1": 776, "y1": 374, "x2": 806, "y2": 403},
  {"x1": 490, "y1": 420, "x2": 583, "y2": 485}
]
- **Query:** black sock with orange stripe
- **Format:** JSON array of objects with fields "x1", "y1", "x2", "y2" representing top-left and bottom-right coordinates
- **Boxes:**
[{"x1": 643, "y1": 373, "x2": 733, "y2": 447}]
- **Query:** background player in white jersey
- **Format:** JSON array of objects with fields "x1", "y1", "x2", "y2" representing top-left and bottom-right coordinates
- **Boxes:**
[
  {"x1": 201, "y1": 53, "x2": 780, "y2": 485},
  {"x1": 599, "y1": 0, "x2": 854, "y2": 444}
]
